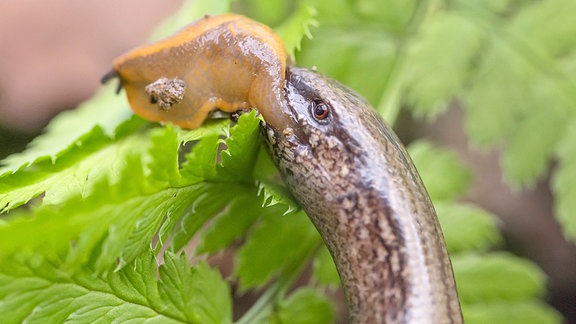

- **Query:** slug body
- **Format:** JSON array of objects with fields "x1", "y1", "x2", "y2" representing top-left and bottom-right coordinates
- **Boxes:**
[
  {"x1": 107, "y1": 14, "x2": 290, "y2": 129},
  {"x1": 264, "y1": 67, "x2": 463, "y2": 323}
]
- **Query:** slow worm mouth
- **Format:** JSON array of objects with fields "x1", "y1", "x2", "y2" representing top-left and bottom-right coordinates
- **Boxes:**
[{"x1": 260, "y1": 66, "x2": 307, "y2": 141}]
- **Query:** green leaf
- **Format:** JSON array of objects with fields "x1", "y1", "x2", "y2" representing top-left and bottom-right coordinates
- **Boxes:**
[
  {"x1": 501, "y1": 103, "x2": 569, "y2": 187},
  {"x1": 235, "y1": 211, "x2": 320, "y2": 290},
  {"x1": 0, "y1": 85, "x2": 134, "y2": 176},
  {"x1": 403, "y1": 12, "x2": 485, "y2": 117},
  {"x1": 0, "y1": 125, "x2": 225, "y2": 271},
  {"x1": 436, "y1": 203, "x2": 502, "y2": 254},
  {"x1": 462, "y1": 42, "x2": 533, "y2": 146},
  {"x1": 0, "y1": 251, "x2": 231, "y2": 324},
  {"x1": 509, "y1": 0, "x2": 576, "y2": 58},
  {"x1": 196, "y1": 194, "x2": 262, "y2": 255},
  {"x1": 552, "y1": 117, "x2": 576, "y2": 242},
  {"x1": 257, "y1": 180, "x2": 298, "y2": 213},
  {"x1": 296, "y1": 26, "x2": 398, "y2": 109},
  {"x1": 463, "y1": 300, "x2": 562, "y2": 324},
  {"x1": 240, "y1": 0, "x2": 293, "y2": 26},
  {"x1": 1, "y1": 1, "x2": 570, "y2": 322},
  {"x1": 146, "y1": 126, "x2": 182, "y2": 186},
  {"x1": 0, "y1": 124, "x2": 151, "y2": 213},
  {"x1": 175, "y1": 119, "x2": 229, "y2": 144},
  {"x1": 452, "y1": 252, "x2": 547, "y2": 304},
  {"x1": 168, "y1": 184, "x2": 244, "y2": 253},
  {"x1": 218, "y1": 111, "x2": 262, "y2": 183},
  {"x1": 179, "y1": 134, "x2": 222, "y2": 184},
  {"x1": 350, "y1": 0, "x2": 417, "y2": 34},
  {"x1": 271, "y1": 288, "x2": 334, "y2": 324},
  {"x1": 275, "y1": 5, "x2": 318, "y2": 61},
  {"x1": 159, "y1": 254, "x2": 232, "y2": 324},
  {"x1": 461, "y1": 0, "x2": 576, "y2": 148},
  {"x1": 408, "y1": 141, "x2": 473, "y2": 202},
  {"x1": 312, "y1": 245, "x2": 340, "y2": 289}
]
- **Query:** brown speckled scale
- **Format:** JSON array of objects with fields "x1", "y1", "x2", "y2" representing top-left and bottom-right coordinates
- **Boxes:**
[{"x1": 264, "y1": 67, "x2": 463, "y2": 323}]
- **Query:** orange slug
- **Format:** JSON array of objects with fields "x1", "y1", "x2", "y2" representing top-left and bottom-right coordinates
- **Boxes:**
[{"x1": 103, "y1": 13, "x2": 291, "y2": 129}]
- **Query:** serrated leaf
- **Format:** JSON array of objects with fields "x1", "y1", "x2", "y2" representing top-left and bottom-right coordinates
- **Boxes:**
[
  {"x1": 0, "y1": 129, "x2": 150, "y2": 213},
  {"x1": 463, "y1": 40, "x2": 535, "y2": 145},
  {"x1": 502, "y1": 102, "x2": 569, "y2": 187},
  {"x1": 235, "y1": 211, "x2": 320, "y2": 290},
  {"x1": 271, "y1": 288, "x2": 334, "y2": 324},
  {"x1": 146, "y1": 126, "x2": 181, "y2": 186},
  {"x1": 0, "y1": 251, "x2": 231, "y2": 324},
  {"x1": 0, "y1": 127, "x2": 225, "y2": 272},
  {"x1": 463, "y1": 300, "x2": 562, "y2": 324},
  {"x1": 179, "y1": 134, "x2": 221, "y2": 183},
  {"x1": 176, "y1": 119, "x2": 229, "y2": 144},
  {"x1": 218, "y1": 111, "x2": 262, "y2": 183},
  {"x1": 552, "y1": 117, "x2": 576, "y2": 242},
  {"x1": 275, "y1": 5, "x2": 318, "y2": 61},
  {"x1": 452, "y1": 252, "x2": 546, "y2": 304},
  {"x1": 404, "y1": 12, "x2": 485, "y2": 117},
  {"x1": 510, "y1": 0, "x2": 576, "y2": 58},
  {"x1": 0, "y1": 84, "x2": 133, "y2": 175},
  {"x1": 462, "y1": 0, "x2": 576, "y2": 148},
  {"x1": 169, "y1": 184, "x2": 242, "y2": 252},
  {"x1": 196, "y1": 194, "x2": 262, "y2": 255},
  {"x1": 436, "y1": 202, "x2": 502, "y2": 254},
  {"x1": 257, "y1": 180, "x2": 297, "y2": 213},
  {"x1": 159, "y1": 253, "x2": 232, "y2": 324},
  {"x1": 408, "y1": 140, "x2": 472, "y2": 202}
]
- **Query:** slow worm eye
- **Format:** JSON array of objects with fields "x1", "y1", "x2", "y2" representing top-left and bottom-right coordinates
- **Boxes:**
[{"x1": 312, "y1": 99, "x2": 330, "y2": 122}]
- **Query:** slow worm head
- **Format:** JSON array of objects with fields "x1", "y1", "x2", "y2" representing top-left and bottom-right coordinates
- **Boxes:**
[{"x1": 264, "y1": 67, "x2": 463, "y2": 323}]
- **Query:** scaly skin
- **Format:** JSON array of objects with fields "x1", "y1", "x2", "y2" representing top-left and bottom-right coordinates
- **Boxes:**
[{"x1": 264, "y1": 67, "x2": 463, "y2": 323}]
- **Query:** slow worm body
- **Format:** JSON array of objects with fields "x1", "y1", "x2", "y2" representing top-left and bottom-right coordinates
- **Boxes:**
[
  {"x1": 105, "y1": 14, "x2": 463, "y2": 323},
  {"x1": 264, "y1": 67, "x2": 463, "y2": 323}
]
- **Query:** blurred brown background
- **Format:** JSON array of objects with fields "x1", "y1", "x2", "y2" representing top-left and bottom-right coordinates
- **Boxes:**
[
  {"x1": 1, "y1": 0, "x2": 574, "y2": 321},
  {"x1": 0, "y1": 0, "x2": 181, "y2": 132}
]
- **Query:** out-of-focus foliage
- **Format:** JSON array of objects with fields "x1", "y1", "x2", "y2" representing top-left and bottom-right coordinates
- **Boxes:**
[{"x1": 0, "y1": 0, "x2": 568, "y2": 323}]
